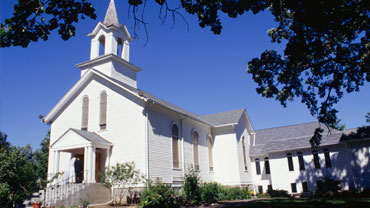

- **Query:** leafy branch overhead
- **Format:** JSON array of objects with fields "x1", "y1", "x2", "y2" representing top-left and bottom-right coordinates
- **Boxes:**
[{"x1": 1, "y1": 0, "x2": 369, "y2": 128}]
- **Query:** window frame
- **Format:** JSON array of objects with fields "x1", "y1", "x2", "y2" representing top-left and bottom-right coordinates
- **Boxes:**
[
  {"x1": 286, "y1": 153, "x2": 294, "y2": 171},
  {"x1": 312, "y1": 150, "x2": 320, "y2": 169},
  {"x1": 264, "y1": 157, "x2": 271, "y2": 174},
  {"x1": 255, "y1": 158, "x2": 261, "y2": 175},
  {"x1": 297, "y1": 151, "x2": 305, "y2": 170},
  {"x1": 291, "y1": 183, "x2": 297, "y2": 193},
  {"x1": 81, "y1": 96, "x2": 89, "y2": 131},
  {"x1": 207, "y1": 135, "x2": 214, "y2": 172},
  {"x1": 323, "y1": 148, "x2": 332, "y2": 168},
  {"x1": 192, "y1": 131, "x2": 200, "y2": 171},
  {"x1": 99, "y1": 91, "x2": 107, "y2": 130},
  {"x1": 242, "y1": 136, "x2": 248, "y2": 171}
]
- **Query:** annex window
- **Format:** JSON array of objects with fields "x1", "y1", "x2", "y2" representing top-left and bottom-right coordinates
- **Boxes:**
[
  {"x1": 287, "y1": 153, "x2": 294, "y2": 171},
  {"x1": 242, "y1": 136, "x2": 248, "y2": 171},
  {"x1": 193, "y1": 131, "x2": 199, "y2": 170},
  {"x1": 208, "y1": 136, "x2": 214, "y2": 171},
  {"x1": 81, "y1": 96, "x2": 89, "y2": 131},
  {"x1": 312, "y1": 150, "x2": 320, "y2": 169},
  {"x1": 297, "y1": 151, "x2": 305, "y2": 170},
  {"x1": 255, "y1": 158, "x2": 261, "y2": 175},
  {"x1": 317, "y1": 181, "x2": 323, "y2": 192},
  {"x1": 264, "y1": 157, "x2": 271, "y2": 174},
  {"x1": 99, "y1": 92, "x2": 107, "y2": 130},
  {"x1": 291, "y1": 183, "x2": 297, "y2": 193},
  {"x1": 258, "y1": 186, "x2": 263, "y2": 194},
  {"x1": 99, "y1": 35, "x2": 105, "y2": 56},
  {"x1": 268, "y1": 185, "x2": 273, "y2": 193},
  {"x1": 172, "y1": 125, "x2": 180, "y2": 169},
  {"x1": 302, "y1": 182, "x2": 308, "y2": 192},
  {"x1": 323, "y1": 148, "x2": 332, "y2": 168}
]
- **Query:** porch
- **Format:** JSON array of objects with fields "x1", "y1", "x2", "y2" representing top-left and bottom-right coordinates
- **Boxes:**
[{"x1": 50, "y1": 128, "x2": 113, "y2": 184}]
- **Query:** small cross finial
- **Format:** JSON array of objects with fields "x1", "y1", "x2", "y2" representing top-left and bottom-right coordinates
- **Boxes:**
[{"x1": 104, "y1": 0, "x2": 119, "y2": 26}]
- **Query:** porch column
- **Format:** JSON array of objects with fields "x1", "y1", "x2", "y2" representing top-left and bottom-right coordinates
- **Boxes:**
[
  {"x1": 105, "y1": 147, "x2": 110, "y2": 168},
  {"x1": 91, "y1": 146, "x2": 96, "y2": 183},
  {"x1": 54, "y1": 150, "x2": 60, "y2": 174},
  {"x1": 83, "y1": 146, "x2": 88, "y2": 183}
]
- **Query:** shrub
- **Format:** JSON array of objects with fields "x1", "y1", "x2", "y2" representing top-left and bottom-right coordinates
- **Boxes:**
[
  {"x1": 201, "y1": 182, "x2": 219, "y2": 203},
  {"x1": 218, "y1": 186, "x2": 251, "y2": 201},
  {"x1": 267, "y1": 189, "x2": 290, "y2": 198},
  {"x1": 140, "y1": 179, "x2": 185, "y2": 208},
  {"x1": 184, "y1": 166, "x2": 201, "y2": 205}
]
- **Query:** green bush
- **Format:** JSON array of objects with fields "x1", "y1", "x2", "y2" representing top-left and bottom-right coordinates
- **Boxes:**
[
  {"x1": 218, "y1": 186, "x2": 251, "y2": 201},
  {"x1": 267, "y1": 189, "x2": 290, "y2": 198},
  {"x1": 140, "y1": 179, "x2": 185, "y2": 208},
  {"x1": 184, "y1": 167, "x2": 201, "y2": 205},
  {"x1": 201, "y1": 182, "x2": 219, "y2": 203}
]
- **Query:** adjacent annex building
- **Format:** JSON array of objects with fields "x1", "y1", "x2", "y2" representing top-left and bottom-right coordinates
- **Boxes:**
[{"x1": 44, "y1": 0, "x2": 370, "y2": 198}]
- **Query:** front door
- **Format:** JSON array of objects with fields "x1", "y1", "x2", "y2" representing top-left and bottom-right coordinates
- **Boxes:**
[
  {"x1": 95, "y1": 152, "x2": 101, "y2": 182},
  {"x1": 75, "y1": 154, "x2": 84, "y2": 183}
]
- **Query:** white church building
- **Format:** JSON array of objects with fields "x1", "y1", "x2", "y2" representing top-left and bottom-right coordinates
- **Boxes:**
[{"x1": 44, "y1": 0, "x2": 370, "y2": 201}]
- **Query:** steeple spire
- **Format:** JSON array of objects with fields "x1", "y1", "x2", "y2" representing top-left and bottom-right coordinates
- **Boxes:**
[{"x1": 104, "y1": 0, "x2": 119, "y2": 26}]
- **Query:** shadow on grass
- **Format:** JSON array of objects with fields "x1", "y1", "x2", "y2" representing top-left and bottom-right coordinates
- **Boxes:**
[{"x1": 219, "y1": 197, "x2": 370, "y2": 208}]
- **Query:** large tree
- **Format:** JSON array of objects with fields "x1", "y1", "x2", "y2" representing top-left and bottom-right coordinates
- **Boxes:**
[{"x1": 1, "y1": 0, "x2": 369, "y2": 127}]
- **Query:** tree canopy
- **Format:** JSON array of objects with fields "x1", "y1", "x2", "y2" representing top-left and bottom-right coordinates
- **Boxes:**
[{"x1": 1, "y1": 0, "x2": 369, "y2": 127}]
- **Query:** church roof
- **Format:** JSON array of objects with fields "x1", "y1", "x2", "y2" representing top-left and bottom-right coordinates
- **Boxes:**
[
  {"x1": 250, "y1": 122, "x2": 342, "y2": 156},
  {"x1": 103, "y1": 0, "x2": 120, "y2": 27},
  {"x1": 71, "y1": 128, "x2": 113, "y2": 146},
  {"x1": 200, "y1": 109, "x2": 245, "y2": 127}
]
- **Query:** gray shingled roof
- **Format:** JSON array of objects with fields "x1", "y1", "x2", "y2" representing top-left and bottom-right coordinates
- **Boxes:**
[
  {"x1": 71, "y1": 128, "x2": 112, "y2": 146},
  {"x1": 250, "y1": 122, "x2": 342, "y2": 156},
  {"x1": 103, "y1": 0, "x2": 120, "y2": 27},
  {"x1": 200, "y1": 109, "x2": 245, "y2": 126}
]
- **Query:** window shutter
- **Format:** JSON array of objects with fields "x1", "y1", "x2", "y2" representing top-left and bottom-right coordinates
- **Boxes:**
[
  {"x1": 193, "y1": 132, "x2": 199, "y2": 170},
  {"x1": 100, "y1": 92, "x2": 107, "y2": 129},
  {"x1": 172, "y1": 125, "x2": 179, "y2": 168},
  {"x1": 81, "y1": 96, "x2": 89, "y2": 130},
  {"x1": 208, "y1": 136, "x2": 213, "y2": 171}
]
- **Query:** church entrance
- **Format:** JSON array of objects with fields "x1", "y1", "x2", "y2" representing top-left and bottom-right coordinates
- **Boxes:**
[
  {"x1": 95, "y1": 152, "x2": 101, "y2": 182},
  {"x1": 75, "y1": 154, "x2": 84, "y2": 183}
]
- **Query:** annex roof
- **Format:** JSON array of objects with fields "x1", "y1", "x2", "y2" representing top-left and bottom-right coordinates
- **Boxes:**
[
  {"x1": 201, "y1": 109, "x2": 245, "y2": 127},
  {"x1": 250, "y1": 122, "x2": 342, "y2": 156}
]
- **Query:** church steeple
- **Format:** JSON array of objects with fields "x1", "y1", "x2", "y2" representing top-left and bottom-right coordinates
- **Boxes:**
[
  {"x1": 76, "y1": 0, "x2": 140, "y2": 88},
  {"x1": 103, "y1": 0, "x2": 119, "y2": 27}
]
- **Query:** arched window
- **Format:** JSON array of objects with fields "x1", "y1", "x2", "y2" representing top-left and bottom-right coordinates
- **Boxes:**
[
  {"x1": 193, "y1": 131, "x2": 199, "y2": 170},
  {"x1": 99, "y1": 35, "x2": 105, "y2": 56},
  {"x1": 242, "y1": 136, "x2": 248, "y2": 171},
  {"x1": 255, "y1": 158, "x2": 261, "y2": 175},
  {"x1": 264, "y1": 157, "x2": 271, "y2": 174},
  {"x1": 297, "y1": 151, "x2": 305, "y2": 170},
  {"x1": 172, "y1": 125, "x2": 180, "y2": 169},
  {"x1": 81, "y1": 96, "x2": 89, "y2": 131},
  {"x1": 117, "y1": 38, "x2": 123, "y2": 58},
  {"x1": 323, "y1": 148, "x2": 332, "y2": 168},
  {"x1": 286, "y1": 153, "x2": 294, "y2": 171},
  {"x1": 99, "y1": 92, "x2": 107, "y2": 130},
  {"x1": 312, "y1": 150, "x2": 320, "y2": 169},
  {"x1": 208, "y1": 136, "x2": 214, "y2": 171}
]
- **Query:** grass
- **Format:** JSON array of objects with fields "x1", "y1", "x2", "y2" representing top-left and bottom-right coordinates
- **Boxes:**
[{"x1": 223, "y1": 197, "x2": 370, "y2": 208}]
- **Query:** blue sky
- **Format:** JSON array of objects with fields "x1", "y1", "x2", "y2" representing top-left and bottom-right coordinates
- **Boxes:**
[{"x1": 1, "y1": 0, "x2": 369, "y2": 149}]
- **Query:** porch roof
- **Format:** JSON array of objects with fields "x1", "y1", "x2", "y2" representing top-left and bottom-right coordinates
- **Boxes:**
[{"x1": 51, "y1": 128, "x2": 112, "y2": 150}]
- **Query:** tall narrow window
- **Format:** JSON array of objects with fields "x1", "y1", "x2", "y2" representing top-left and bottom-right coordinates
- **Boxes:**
[
  {"x1": 291, "y1": 183, "x2": 297, "y2": 193},
  {"x1": 323, "y1": 148, "x2": 332, "y2": 168},
  {"x1": 99, "y1": 35, "x2": 105, "y2": 56},
  {"x1": 255, "y1": 158, "x2": 261, "y2": 175},
  {"x1": 81, "y1": 96, "x2": 89, "y2": 131},
  {"x1": 302, "y1": 182, "x2": 308, "y2": 192},
  {"x1": 264, "y1": 157, "x2": 271, "y2": 174},
  {"x1": 172, "y1": 125, "x2": 180, "y2": 169},
  {"x1": 312, "y1": 150, "x2": 320, "y2": 169},
  {"x1": 268, "y1": 185, "x2": 273, "y2": 192},
  {"x1": 117, "y1": 38, "x2": 123, "y2": 58},
  {"x1": 258, "y1": 186, "x2": 263, "y2": 194},
  {"x1": 208, "y1": 136, "x2": 214, "y2": 171},
  {"x1": 298, "y1": 152, "x2": 305, "y2": 170},
  {"x1": 242, "y1": 136, "x2": 248, "y2": 171},
  {"x1": 287, "y1": 153, "x2": 294, "y2": 171},
  {"x1": 99, "y1": 92, "x2": 107, "y2": 130},
  {"x1": 193, "y1": 131, "x2": 199, "y2": 170}
]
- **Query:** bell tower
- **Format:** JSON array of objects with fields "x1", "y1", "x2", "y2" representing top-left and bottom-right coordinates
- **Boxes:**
[{"x1": 76, "y1": 0, "x2": 141, "y2": 88}]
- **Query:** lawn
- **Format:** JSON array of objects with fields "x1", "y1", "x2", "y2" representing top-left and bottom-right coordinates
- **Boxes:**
[{"x1": 218, "y1": 197, "x2": 370, "y2": 208}]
